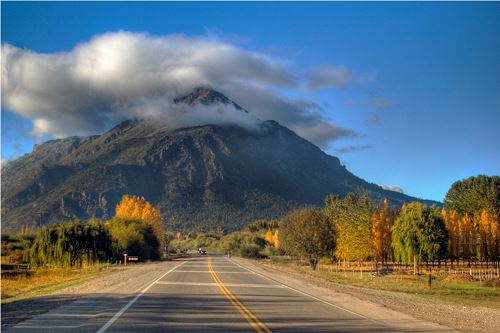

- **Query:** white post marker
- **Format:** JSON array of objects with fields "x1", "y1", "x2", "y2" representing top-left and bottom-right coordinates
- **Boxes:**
[{"x1": 96, "y1": 260, "x2": 187, "y2": 333}]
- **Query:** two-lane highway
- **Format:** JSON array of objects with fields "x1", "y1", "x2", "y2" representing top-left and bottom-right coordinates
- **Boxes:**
[
  {"x1": 97, "y1": 254, "x2": 394, "y2": 332},
  {"x1": 6, "y1": 255, "x2": 450, "y2": 332}
]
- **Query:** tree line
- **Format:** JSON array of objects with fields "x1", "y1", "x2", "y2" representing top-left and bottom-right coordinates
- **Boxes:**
[
  {"x1": 279, "y1": 175, "x2": 499, "y2": 274},
  {"x1": 7, "y1": 175, "x2": 499, "y2": 272},
  {"x1": 29, "y1": 195, "x2": 164, "y2": 267}
]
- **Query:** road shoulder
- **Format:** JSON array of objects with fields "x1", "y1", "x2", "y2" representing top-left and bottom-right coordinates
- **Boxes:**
[
  {"x1": 233, "y1": 257, "x2": 476, "y2": 333},
  {"x1": 1, "y1": 259, "x2": 185, "y2": 330}
]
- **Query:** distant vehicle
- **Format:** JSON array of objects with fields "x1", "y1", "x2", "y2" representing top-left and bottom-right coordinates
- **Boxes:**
[{"x1": 198, "y1": 247, "x2": 207, "y2": 255}]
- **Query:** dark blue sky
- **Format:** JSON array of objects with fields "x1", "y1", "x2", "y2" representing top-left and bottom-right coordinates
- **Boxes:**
[{"x1": 2, "y1": 2, "x2": 499, "y2": 201}]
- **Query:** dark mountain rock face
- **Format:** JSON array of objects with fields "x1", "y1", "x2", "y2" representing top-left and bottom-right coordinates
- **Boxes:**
[{"x1": 1, "y1": 88, "x2": 438, "y2": 232}]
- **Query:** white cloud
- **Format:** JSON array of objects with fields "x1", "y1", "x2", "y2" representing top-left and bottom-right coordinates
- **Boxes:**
[
  {"x1": 2, "y1": 31, "x2": 359, "y2": 146},
  {"x1": 306, "y1": 65, "x2": 356, "y2": 90},
  {"x1": 335, "y1": 145, "x2": 373, "y2": 154},
  {"x1": 379, "y1": 184, "x2": 404, "y2": 194}
]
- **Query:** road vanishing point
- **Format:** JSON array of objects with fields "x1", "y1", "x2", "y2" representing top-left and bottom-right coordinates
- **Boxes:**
[{"x1": 5, "y1": 254, "x2": 456, "y2": 333}]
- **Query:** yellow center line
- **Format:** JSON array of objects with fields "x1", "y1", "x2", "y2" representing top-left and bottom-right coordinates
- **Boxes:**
[{"x1": 208, "y1": 258, "x2": 272, "y2": 333}]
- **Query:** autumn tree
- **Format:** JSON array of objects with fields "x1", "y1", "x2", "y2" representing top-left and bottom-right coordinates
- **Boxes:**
[
  {"x1": 280, "y1": 208, "x2": 335, "y2": 269},
  {"x1": 327, "y1": 193, "x2": 373, "y2": 264},
  {"x1": 460, "y1": 213, "x2": 476, "y2": 264},
  {"x1": 442, "y1": 208, "x2": 460, "y2": 265},
  {"x1": 478, "y1": 209, "x2": 500, "y2": 264},
  {"x1": 264, "y1": 229, "x2": 280, "y2": 249},
  {"x1": 372, "y1": 199, "x2": 395, "y2": 272},
  {"x1": 115, "y1": 195, "x2": 165, "y2": 253},
  {"x1": 392, "y1": 202, "x2": 448, "y2": 275}
]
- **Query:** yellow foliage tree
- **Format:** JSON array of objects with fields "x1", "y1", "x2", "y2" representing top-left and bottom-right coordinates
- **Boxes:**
[
  {"x1": 479, "y1": 209, "x2": 500, "y2": 263},
  {"x1": 460, "y1": 213, "x2": 476, "y2": 264},
  {"x1": 264, "y1": 230, "x2": 274, "y2": 245},
  {"x1": 115, "y1": 195, "x2": 165, "y2": 253},
  {"x1": 272, "y1": 230, "x2": 280, "y2": 249},
  {"x1": 264, "y1": 229, "x2": 280, "y2": 249},
  {"x1": 442, "y1": 208, "x2": 460, "y2": 264},
  {"x1": 372, "y1": 199, "x2": 393, "y2": 271}
]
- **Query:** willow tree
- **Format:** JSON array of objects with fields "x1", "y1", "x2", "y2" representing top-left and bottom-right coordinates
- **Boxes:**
[
  {"x1": 392, "y1": 202, "x2": 448, "y2": 275},
  {"x1": 30, "y1": 220, "x2": 112, "y2": 267}
]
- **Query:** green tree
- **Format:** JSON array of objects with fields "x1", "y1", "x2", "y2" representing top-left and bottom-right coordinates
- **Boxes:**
[
  {"x1": 107, "y1": 217, "x2": 160, "y2": 261},
  {"x1": 444, "y1": 175, "x2": 500, "y2": 218},
  {"x1": 216, "y1": 231, "x2": 266, "y2": 258},
  {"x1": 30, "y1": 220, "x2": 112, "y2": 267},
  {"x1": 280, "y1": 208, "x2": 335, "y2": 269},
  {"x1": 392, "y1": 202, "x2": 448, "y2": 275}
]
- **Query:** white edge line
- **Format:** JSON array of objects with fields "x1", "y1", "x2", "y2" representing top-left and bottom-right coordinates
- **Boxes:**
[
  {"x1": 230, "y1": 259, "x2": 369, "y2": 320},
  {"x1": 96, "y1": 260, "x2": 187, "y2": 333}
]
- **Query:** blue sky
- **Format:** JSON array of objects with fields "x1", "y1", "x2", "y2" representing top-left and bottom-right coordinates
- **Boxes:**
[{"x1": 2, "y1": 2, "x2": 499, "y2": 201}]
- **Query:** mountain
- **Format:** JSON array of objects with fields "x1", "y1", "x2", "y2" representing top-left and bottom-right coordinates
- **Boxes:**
[{"x1": 1, "y1": 88, "x2": 439, "y2": 232}]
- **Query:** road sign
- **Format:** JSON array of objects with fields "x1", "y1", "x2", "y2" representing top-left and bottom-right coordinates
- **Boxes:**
[{"x1": 127, "y1": 256, "x2": 139, "y2": 261}]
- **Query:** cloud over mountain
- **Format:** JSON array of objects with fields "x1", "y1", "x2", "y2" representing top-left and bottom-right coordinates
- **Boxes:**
[
  {"x1": 2, "y1": 31, "x2": 358, "y2": 147},
  {"x1": 379, "y1": 184, "x2": 404, "y2": 194}
]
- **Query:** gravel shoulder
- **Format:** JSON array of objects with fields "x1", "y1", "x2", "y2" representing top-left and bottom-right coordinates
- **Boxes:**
[
  {"x1": 1, "y1": 259, "x2": 184, "y2": 329},
  {"x1": 236, "y1": 258, "x2": 499, "y2": 333}
]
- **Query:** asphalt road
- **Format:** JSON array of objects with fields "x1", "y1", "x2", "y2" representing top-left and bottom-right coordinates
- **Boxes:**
[{"x1": 5, "y1": 255, "x2": 440, "y2": 333}]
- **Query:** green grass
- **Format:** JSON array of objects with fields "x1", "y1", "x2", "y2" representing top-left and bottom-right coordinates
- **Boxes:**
[{"x1": 260, "y1": 258, "x2": 500, "y2": 309}]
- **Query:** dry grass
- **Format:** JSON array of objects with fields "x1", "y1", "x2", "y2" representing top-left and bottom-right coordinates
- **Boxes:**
[
  {"x1": 263, "y1": 257, "x2": 500, "y2": 309},
  {"x1": 1, "y1": 264, "x2": 113, "y2": 304}
]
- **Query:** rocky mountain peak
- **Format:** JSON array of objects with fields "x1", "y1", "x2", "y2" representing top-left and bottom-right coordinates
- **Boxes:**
[{"x1": 174, "y1": 87, "x2": 248, "y2": 113}]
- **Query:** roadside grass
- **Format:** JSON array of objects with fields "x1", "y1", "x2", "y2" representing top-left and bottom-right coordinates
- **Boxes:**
[
  {"x1": 260, "y1": 258, "x2": 500, "y2": 309},
  {"x1": 1, "y1": 264, "x2": 115, "y2": 304}
]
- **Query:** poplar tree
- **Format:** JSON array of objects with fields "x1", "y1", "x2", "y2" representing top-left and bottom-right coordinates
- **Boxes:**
[{"x1": 372, "y1": 199, "x2": 395, "y2": 272}]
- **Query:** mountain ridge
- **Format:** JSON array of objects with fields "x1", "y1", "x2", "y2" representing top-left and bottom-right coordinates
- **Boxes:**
[{"x1": 1, "y1": 88, "x2": 440, "y2": 232}]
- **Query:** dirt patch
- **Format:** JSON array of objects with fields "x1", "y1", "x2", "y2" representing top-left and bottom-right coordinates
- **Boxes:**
[
  {"x1": 444, "y1": 273, "x2": 477, "y2": 282},
  {"x1": 485, "y1": 277, "x2": 500, "y2": 287}
]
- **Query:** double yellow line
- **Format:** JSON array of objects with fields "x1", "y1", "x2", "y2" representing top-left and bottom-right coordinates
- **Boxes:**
[{"x1": 208, "y1": 258, "x2": 272, "y2": 333}]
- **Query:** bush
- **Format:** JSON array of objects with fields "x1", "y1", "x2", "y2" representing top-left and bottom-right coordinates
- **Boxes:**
[
  {"x1": 240, "y1": 244, "x2": 262, "y2": 258},
  {"x1": 217, "y1": 231, "x2": 265, "y2": 256},
  {"x1": 107, "y1": 217, "x2": 160, "y2": 261}
]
